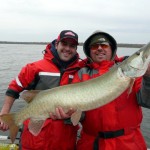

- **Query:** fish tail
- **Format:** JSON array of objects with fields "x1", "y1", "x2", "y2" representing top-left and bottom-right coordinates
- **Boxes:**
[{"x1": 0, "y1": 113, "x2": 19, "y2": 143}]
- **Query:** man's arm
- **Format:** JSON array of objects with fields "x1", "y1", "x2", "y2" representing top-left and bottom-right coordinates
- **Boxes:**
[
  {"x1": 137, "y1": 63, "x2": 150, "y2": 108},
  {"x1": 137, "y1": 76, "x2": 150, "y2": 108},
  {"x1": 0, "y1": 96, "x2": 15, "y2": 131}
]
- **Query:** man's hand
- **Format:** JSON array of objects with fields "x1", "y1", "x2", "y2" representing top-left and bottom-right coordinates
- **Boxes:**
[
  {"x1": 49, "y1": 107, "x2": 75, "y2": 120},
  {"x1": 0, "y1": 113, "x2": 9, "y2": 131},
  {"x1": 0, "y1": 95, "x2": 15, "y2": 131}
]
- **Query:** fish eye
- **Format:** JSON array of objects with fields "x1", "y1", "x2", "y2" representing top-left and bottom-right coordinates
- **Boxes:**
[{"x1": 136, "y1": 51, "x2": 140, "y2": 55}]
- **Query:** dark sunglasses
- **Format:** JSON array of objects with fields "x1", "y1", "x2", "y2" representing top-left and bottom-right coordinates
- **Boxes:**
[{"x1": 90, "y1": 43, "x2": 110, "y2": 51}]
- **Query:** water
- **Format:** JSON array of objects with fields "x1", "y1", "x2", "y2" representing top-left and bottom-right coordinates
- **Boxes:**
[{"x1": 0, "y1": 44, "x2": 150, "y2": 147}]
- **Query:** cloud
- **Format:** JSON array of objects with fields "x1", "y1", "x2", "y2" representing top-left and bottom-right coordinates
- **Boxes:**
[{"x1": 0, "y1": 0, "x2": 150, "y2": 43}]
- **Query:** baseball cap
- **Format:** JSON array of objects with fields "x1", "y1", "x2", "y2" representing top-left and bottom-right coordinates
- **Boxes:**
[{"x1": 57, "y1": 30, "x2": 78, "y2": 45}]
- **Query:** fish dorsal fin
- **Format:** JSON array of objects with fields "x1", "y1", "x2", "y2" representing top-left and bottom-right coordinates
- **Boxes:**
[
  {"x1": 71, "y1": 110, "x2": 82, "y2": 126},
  {"x1": 21, "y1": 90, "x2": 41, "y2": 103},
  {"x1": 28, "y1": 117, "x2": 47, "y2": 136}
]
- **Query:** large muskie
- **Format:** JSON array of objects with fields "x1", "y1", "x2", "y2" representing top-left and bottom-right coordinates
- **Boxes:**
[{"x1": 1, "y1": 42, "x2": 150, "y2": 143}]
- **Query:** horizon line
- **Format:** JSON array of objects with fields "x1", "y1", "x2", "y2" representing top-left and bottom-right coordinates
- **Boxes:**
[{"x1": 0, "y1": 41, "x2": 145, "y2": 48}]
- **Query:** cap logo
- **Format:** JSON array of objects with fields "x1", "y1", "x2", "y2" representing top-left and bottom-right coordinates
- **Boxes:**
[
  {"x1": 65, "y1": 32, "x2": 75, "y2": 37},
  {"x1": 98, "y1": 38, "x2": 106, "y2": 42}
]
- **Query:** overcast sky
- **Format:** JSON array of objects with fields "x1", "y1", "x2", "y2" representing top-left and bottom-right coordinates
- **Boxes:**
[{"x1": 0, "y1": 0, "x2": 150, "y2": 44}]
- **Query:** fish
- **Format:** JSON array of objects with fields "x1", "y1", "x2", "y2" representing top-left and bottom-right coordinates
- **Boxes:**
[{"x1": 1, "y1": 42, "x2": 150, "y2": 143}]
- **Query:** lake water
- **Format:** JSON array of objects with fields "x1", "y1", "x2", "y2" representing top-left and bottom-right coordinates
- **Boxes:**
[{"x1": 0, "y1": 44, "x2": 150, "y2": 147}]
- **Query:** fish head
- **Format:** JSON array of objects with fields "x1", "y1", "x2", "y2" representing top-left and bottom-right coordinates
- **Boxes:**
[
  {"x1": 141, "y1": 42, "x2": 150, "y2": 63},
  {"x1": 121, "y1": 42, "x2": 150, "y2": 78}
]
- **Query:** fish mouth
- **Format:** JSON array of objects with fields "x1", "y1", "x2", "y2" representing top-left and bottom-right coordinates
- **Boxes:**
[{"x1": 129, "y1": 65, "x2": 145, "y2": 70}]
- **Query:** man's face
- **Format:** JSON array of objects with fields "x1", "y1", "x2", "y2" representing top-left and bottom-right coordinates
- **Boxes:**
[
  {"x1": 90, "y1": 43, "x2": 112, "y2": 63},
  {"x1": 55, "y1": 38, "x2": 77, "y2": 62}
]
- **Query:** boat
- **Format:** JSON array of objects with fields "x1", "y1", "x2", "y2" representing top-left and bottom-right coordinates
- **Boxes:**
[{"x1": 0, "y1": 135, "x2": 19, "y2": 150}]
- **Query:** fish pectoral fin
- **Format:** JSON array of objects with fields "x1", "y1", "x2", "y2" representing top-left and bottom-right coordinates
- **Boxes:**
[
  {"x1": 20, "y1": 90, "x2": 41, "y2": 103},
  {"x1": 28, "y1": 117, "x2": 46, "y2": 136},
  {"x1": 128, "y1": 78, "x2": 135, "y2": 95},
  {"x1": 70, "y1": 110, "x2": 82, "y2": 126}
]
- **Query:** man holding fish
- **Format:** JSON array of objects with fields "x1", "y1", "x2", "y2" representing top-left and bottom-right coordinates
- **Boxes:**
[
  {"x1": 70, "y1": 31, "x2": 150, "y2": 150},
  {"x1": 0, "y1": 30, "x2": 82, "y2": 150}
]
